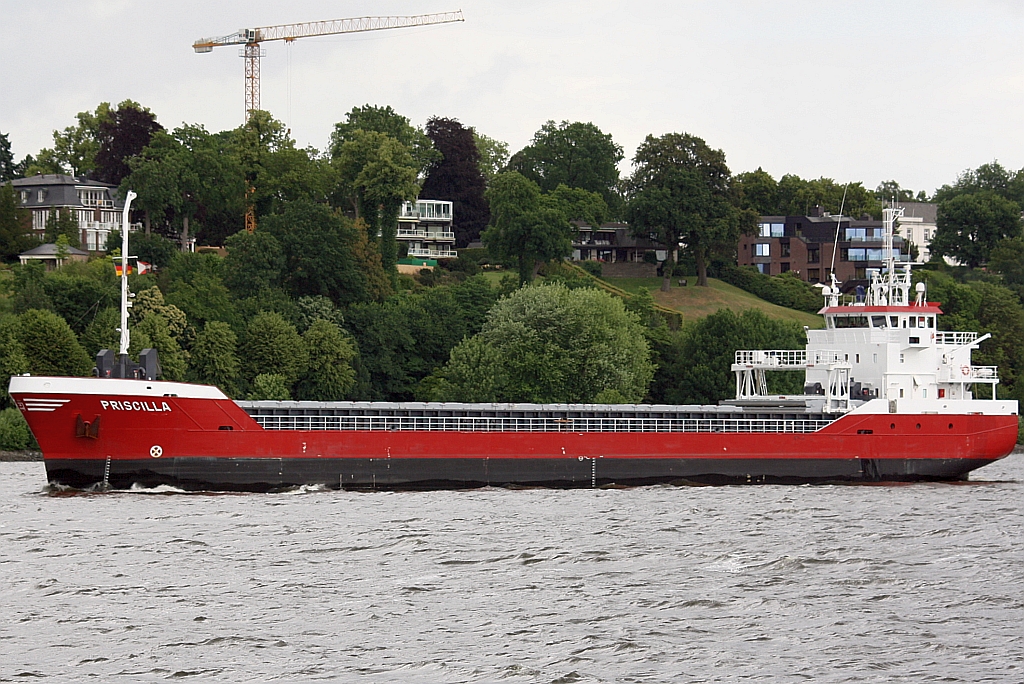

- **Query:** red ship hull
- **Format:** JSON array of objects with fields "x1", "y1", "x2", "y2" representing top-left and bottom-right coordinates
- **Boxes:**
[{"x1": 10, "y1": 378, "x2": 1018, "y2": 491}]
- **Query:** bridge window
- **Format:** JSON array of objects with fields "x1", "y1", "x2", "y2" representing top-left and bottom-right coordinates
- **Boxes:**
[
  {"x1": 834, "y1": 316, "x2": 869, "y2": 328},
  {"x1": 890, "y1": 316, "x2": 899, "y2": 327},
  {"x1": 909, "y1": 317, "x2": 916, "y2": 328},
  {"x1": 871, "y1": 316, "x2": 886, "y2": 328}
]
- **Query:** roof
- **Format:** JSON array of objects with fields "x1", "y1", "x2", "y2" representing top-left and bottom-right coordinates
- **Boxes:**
[
  {"x1": 11, "y1": 174, "x2": 117, "y2": 189},
  {"x1": 20, "y1": 243, "x2": 91, "y2": 258},
  {"x1": 897, "y1": 202, "x2": 937, "y2": 224},
  {"x1": 9, "y1": 175, "x2": 124, "y2": 211}
]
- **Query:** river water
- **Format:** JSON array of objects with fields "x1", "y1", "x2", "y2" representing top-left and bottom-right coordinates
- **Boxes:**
[{"x1": 2, "y1": 456, "x2": 1023, "y2": 683}]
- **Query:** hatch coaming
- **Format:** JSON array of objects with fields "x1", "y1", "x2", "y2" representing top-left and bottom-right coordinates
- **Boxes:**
[{"x1": 236, "y1": 400, "x2": 835, "y2": 433}]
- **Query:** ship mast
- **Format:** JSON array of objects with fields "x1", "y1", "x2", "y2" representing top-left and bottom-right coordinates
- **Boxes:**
[{"x1": 118, "y1": 191, "x2": 137, "y2": 371}]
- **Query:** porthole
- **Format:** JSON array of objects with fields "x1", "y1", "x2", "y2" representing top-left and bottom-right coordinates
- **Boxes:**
[
  {"x1": 916, "y1": 423, "x2": 921, "y2": 429},
  {"x1": 948, "y1": 423, "x2": 953, "y2": 430},
  {"x1": 890, "y1": 423, "x2": 895, "y2": 429}
]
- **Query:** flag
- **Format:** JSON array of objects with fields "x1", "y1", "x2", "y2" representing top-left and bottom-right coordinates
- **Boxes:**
[{"x1": 115, "y1": 263, "x2": 133, "y2": 277}]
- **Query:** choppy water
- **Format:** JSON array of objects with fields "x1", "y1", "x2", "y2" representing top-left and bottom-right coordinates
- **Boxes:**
[{"x1": 2, "y1": 457, "x2": 1023, "y2": 683}]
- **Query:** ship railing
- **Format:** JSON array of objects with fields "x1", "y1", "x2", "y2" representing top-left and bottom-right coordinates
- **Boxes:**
[
  {"x1": 733, "y1": 349, "x2": 844, "y2": 368},
  {"x1": 935, "y1": 331, "x2": 979, "y2": 346},
  {"x1": 250, "y1": 415, "x2": 834, "y2": 433}
]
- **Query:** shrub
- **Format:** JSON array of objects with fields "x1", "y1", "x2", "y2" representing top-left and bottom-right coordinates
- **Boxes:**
[
  {"x1": 717, "y1": 265, "x2": 822, "y2": 313},
  {"x1": 580, "y1": 260, "x2": 603, "y2": 278},
  {"x1": 0, "y1": 408, "x2": 35, "y2": 450}
]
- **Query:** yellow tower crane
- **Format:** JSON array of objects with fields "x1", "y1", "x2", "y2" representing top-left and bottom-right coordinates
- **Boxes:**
[{"x1": 193, "y1": 11, "x2": 465, "y2": 232}]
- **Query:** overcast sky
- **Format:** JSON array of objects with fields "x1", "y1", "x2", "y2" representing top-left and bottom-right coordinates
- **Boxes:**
[{"x1": 3, "y1": 1, "x2": 1023, "y2": 195}]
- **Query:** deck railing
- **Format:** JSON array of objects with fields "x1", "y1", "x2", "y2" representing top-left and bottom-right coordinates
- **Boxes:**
[
  {"x1": 935, "y1": 331, "x2": 979, "y2": 346},
  {"x1": 250, "y1": 414, "x2": 834, "y2": 434}
]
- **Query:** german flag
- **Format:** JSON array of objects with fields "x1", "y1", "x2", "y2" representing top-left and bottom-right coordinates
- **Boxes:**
[{"x1": 115, "y1": 263, "x2": 133, "y2": 277}]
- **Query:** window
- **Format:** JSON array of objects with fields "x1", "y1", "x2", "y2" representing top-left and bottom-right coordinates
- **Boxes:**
[
  {"x1": 848, "y1": 248, "x2": 867, "y2": 261},
  {"x1": 909, "y1": 317, "x2": 916, "y2": 328},
  {"x1": 923, "y1": 229, "x2": 931, "y2": 241},
  {"x1": 900, "y1": 353, "x2": 905, "y2": 363},
  {"x1": 856, "y1": 354, "x2": 860, "y2": 363},
  {"x1": 871, "y1": 316, "x2": 886, "y2": 328},
  {"x1": 759, "y1": 223, "x2": 771, "y2": 237},
  {"x1": 922, "y1": 389, "x2": 927, "y2": 398},
  {"x1": 927, "y1": 317, "x2": 934, "y2": 328},
  {"x1": 846, "y1": 228, "x2": 867, "y2": 240},
  {"x1": 36, "y1": 189, "x2": 46, "y2": 202},
  {"x1": 840, "y1": 248, "x2": 850, "y2": 262},
  {"x1": 771, "y1": 223, "x2": 784, "y2": 237},
  {"x1": 873, "y1": 353, "x2": 878, "y2": 363},
  {"x1": 755, "y1": 263, "x2": 768, "y2": 274},
  {"x1": 900, "y1": 388, "x2": 905, "y2": 398},
  {"x1": 807, "y1": 248, "x2": 819, "y2": 263},
  {"x1": 780, "y1": 262, "x2": 790, "y2": 273},
  {"x1": 808, "y1": 268, "x2": 820, "y2": 283},
  {"x1": 19, "y1": 191, "x2": 28, "y2": 204},
  {"x1": 753, "y1": 243, "x2": 770, "y2": 257},
  {"x1": 834, "y1": 316, "x2": 869, "y2": 328},
  {"x1": 890, "y1": 316, "x2": 899, "y2": 327},
  {"x1": 855, "y1": 267, "x2": 867, "y2": 279},
  {"x1": 780, "y1": 242, "x2": 790, "y2": 257}
]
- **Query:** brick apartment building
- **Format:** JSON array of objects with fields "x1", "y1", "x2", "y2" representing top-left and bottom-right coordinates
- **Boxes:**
[{"x1": 737, "y1": 208, "x2": 906, "y2": 285}]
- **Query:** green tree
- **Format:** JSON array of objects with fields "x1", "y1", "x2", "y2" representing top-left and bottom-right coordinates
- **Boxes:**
[
  {"x1": 0, "y1": 314, "x2": 28, "y2": 409},
  {"x1": 42, "y1": 272, "x2": 117, "y2": 335},
  {"x1": 989, "y1": 237, "x2": 1024, "y2": 285},
  {"x1": 0, "y1": 182, "x2": 35, "y2": 261},
  {"x1": 133, "y1": 313, "x2": 187, "y2": 381},
  {"x1": 188, "y1": 320, "x2": 239, "y2": 394},
  {"x1": 0, "y1": 407, "x2": 35, "y2": 450},
  {"x1": 94, "y1": 100, "x2": 163, "y2": 186},
  {"x1": 222, "y1": 230, "x2": 284, "y2": 298},
  {"x1": 330, "y1": 104, "x2": 439, "y2": 176},
  {"x1": 508, "y1": 120, "x2": 623, "y2": 212},
  {"x1": 17, "y1": 309, "x2": 92, "y2": 376},
  {"x1": 931, "y1": 191, "x2": 1022, "y2": 268},
  {"x1": 648, "y1": 309, "x2": 805, "y2": 404},
  {"x1": 295, "y1": 320, "x2": 357, "y2": 401},
  {"x1": 44, "y1": 208, "x2": 80, "y2": 247},
  {"x1": 625, "y1": 132, "x2": 754, "y2": 289},
  {"x1": 247, "y1": 374, "x2": 291, "y2": 401},
  {"x1": 482, "y1": 172, "x2": 573, "y2": 285},
  {"x1": 333, "y1": 130, "x2": 420, "y2": 279},
  {"x1": 420, "y1": 117, "x2": 490, "y2": 248},
  {"x1": 47, "y1": 103, "x2": 113, "y2": 177},
  {"x1": 420, "y1": 283, "x2": 653, "y2": 403},
  {"x1": 240, "y1": 311, "x2": 308, "y2": 386},
  {"x1": 776, "y1": 174, "x2": 880, "y2": 219},
  {"x1": 79, "y1": 307, "x2": 120, "y2": 357},
  {"x1": 163, "y1": 252, "x2": 238, "y2": 329},
  {"x1": 123, "y1": 124, "x2": 244, "y2": 250},
  {"x1": 261, "y1": 200, "x2": 368, "y2": 306},
  {"x1": 733, "y1": 167, "x2": 779, "y2": 215},
  {"x1": 0, "y1": 131, "x2": 16, "y2": 182},
  {"x1": 472, "y1": 130, "x2": 509, "y2": 183},
  {"x1": 933, "y1": 161, "x2": 1024, "y2": 207},
  {"x1": 874, "y1": 179, "x2": 918, "y2": 203}
]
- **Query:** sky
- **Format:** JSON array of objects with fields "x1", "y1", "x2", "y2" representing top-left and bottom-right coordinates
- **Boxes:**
[{"x1": 2, "y1": 0, "x2": 1024, "y2": 196}]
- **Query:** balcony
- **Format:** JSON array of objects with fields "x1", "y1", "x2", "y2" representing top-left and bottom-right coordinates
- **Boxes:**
[
  {"x1": 408, "y1": 247, "x2": 458, "y2": 259},
  {"x1": 79, "y1": 198, "x2": 115, "y2": 209},
  {"x1": 397, "y1": 228, "x2": 456, "y2": 242}
]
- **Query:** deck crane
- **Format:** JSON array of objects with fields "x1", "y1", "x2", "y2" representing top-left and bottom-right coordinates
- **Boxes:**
[{"x1": 193, "y1": 12, "x2": 465, "y2": 232}]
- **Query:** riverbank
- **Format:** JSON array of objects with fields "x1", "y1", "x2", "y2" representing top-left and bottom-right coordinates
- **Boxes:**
[{"x1": 1, "y1": 450, "x2": 41, "y2": 461}]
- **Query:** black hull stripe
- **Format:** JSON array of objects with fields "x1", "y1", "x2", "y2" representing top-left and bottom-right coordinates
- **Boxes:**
[{"x1": 45, "y1": 457, "x2": 993, "y2": 492}]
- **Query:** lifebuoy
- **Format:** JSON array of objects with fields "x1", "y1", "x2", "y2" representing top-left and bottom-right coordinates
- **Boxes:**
[{"x1": 960, "y1": 365, "x2": 971, "y2": 376}]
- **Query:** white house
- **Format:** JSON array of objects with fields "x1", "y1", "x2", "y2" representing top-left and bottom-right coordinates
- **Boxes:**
[{"x1": 10, "y1": 174, "x2": 125, "y2": 252}]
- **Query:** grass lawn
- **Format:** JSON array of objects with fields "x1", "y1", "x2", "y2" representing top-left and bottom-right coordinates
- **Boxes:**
[{"x1": 605, "y1": 276, "x2": 824, "y2": 328}]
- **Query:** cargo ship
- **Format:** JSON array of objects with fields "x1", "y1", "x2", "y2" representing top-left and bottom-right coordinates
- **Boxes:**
[{"x1": 7, "y1": 206, "x2": 1019, "y2": 491}]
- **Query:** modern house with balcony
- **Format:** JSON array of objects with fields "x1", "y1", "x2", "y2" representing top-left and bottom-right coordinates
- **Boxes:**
[
  {"x1": 738, "y1": 209, "x2": 905, "y2": 286},
  {"x1": 572, "y1": 222, "x2": 664, "y2": 263},
  {"x1": 398, "y1": 200, "x2": 457, "y2": 260},
  {"x1": 11, "y1": 175, "x2": 125, "y2": 252}
]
